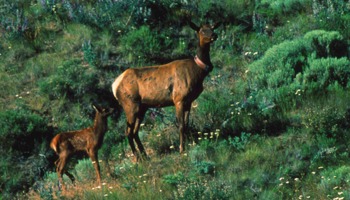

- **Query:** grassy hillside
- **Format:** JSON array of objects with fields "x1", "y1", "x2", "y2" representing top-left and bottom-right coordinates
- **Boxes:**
[{"x1": 0, "y1": 0, "x2": 349, "y2": 199}]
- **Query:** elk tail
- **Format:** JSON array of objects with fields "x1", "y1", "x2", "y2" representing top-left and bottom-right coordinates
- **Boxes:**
[
  {"x1": 112, "y1": 72, "x2": 126, "y2": 101},
  {"x1": 50, "y1": 135, "x2": 60, "y2": 154}
]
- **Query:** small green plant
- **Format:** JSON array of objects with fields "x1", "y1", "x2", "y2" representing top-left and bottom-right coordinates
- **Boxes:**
[
  {"x1": 82, "y1": 40, "x2": 97, "y2": 66},
  {"x1": 302, "y1": 104, "x2": 348, "y2": 139},
  {"x1": 228, "y1": 132, "x2": 252, "y2": 151},
  {"x1": 74, "y1": 159, "x2": 97, "y2": 182},
  {"x1": 194, "y1": 161, "x2": 216, "y2": 175},
  {"x1": 163, "y1": 172, "x2": 185, "y2": 186}
]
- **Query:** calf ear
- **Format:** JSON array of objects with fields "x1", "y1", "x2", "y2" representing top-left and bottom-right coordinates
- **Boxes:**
[
  {"x1": 108, "y1": 108, "x2": 115, "y2": 114},
  {"x1": 188, "y1": 20, "x2": 200, "y2": 32},
  {"x1": 92, "y1": 104, "x2": 101, "y2": 112},
  {"x1": 211, "y1": 22, "x2": 221, "y2": 30}
]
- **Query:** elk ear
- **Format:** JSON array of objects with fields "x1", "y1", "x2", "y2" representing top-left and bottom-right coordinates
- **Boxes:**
[
  {"x1": 211, "y1": 22, "x2": 221, "y2": 30},
  {"x1": 188, "y1": 20, "x2": 200, "y2": 32}
]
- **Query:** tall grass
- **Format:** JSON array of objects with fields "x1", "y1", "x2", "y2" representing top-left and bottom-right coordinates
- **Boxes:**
[{"x1": 25, "y1": 125, "x2": 349, "y2": 199}]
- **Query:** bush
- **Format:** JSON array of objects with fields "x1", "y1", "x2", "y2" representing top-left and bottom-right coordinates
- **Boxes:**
[
  {"x1": 118, "y1": 25, "x2": 173, "y2": 64},
  {"x1": 0, "y1": 108, "x2": 50, "y2": 152},
  {"x1": 0, "y1": 108, "x2": 52, "y2": 198},
  {"x1": 313, "y1": 0, "x2": 350, "y2": 39},
  {"x1": 260, "y1": 0, "x2": 310, "y2": 14},
  {"x1": 241, "y1": 30, "x2": 348, "y2": 134},
  {"x1": 319, "y1": 166, "x2": 350, "y2": 195},
  {"x1": 303, "y1": 57, "x2": 350, "y2": 92},
  {"x1": 73, "y1": 159, "x2": 96, "y2": 182},
  {"x1": 163, "y1": 172, "x2": 185, "y2": 186},
  {"x1": 304, "y1": 30, "x2": 347, "y2": 58},
  {"x1": 302, "y1": 104, "x2": 348, "y2": 139},
  {"x1": 38, "y1": 58, "x2": 98, "y2": 101}
]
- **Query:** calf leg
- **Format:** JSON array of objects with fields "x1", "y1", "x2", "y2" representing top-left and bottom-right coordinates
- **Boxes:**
[
  {"x1": 87, "y1": 149, "x2": 101, "y2": 185},
  {"x1": 56, "y1": 153, "x2": 69, "y2": 190},
  {"x1": 64, "y1": 171, "x2": 75, "y2": 184}
]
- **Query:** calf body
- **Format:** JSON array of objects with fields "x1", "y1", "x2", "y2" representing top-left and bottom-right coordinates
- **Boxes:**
[{"x1": 50, "y1": 104, "x2": 114, "y2": 189}]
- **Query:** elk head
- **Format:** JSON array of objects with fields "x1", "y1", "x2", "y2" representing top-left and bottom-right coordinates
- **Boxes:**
[{"x1": 189, "y1": 21, "x2": 220, "y2": 46}]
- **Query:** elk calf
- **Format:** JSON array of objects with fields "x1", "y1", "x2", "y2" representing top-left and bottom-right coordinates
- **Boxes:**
[{"x1": 50, "y1": 104, "x2": 114, "y2": 189}]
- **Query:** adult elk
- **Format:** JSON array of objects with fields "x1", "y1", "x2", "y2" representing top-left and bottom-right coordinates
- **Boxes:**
[
  {"x1": 50, "y1": 104, "x2": 114, "y2": 189},
  {"x1": 112, "y1": 20, "x2": 220, "y2": 160}
]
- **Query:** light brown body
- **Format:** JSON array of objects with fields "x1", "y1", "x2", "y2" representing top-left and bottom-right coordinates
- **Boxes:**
[
  {"x1": 112, "y1": 21, "x2": 219, "y2": 159},
  {"x1": 50, "y1": 104, "x2": 114, "y2": 189}
]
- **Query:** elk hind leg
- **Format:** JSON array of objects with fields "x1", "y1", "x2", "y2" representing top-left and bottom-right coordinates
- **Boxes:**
[
  {"x1": 125, "y1": 105, "x2": 142, "y2": 160},
  {"x1": 133, "y1": 108, "x2": 148, "y2": 160}
]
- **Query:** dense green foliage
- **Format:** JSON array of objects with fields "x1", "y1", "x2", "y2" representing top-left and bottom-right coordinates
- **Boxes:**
[{"x1": 0, "y1": 0, "x2": 349, "y2": 199}]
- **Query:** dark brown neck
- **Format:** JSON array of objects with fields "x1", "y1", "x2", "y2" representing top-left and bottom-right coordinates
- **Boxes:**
[
  {"x1": 93, "y1": 115, "x2": 108, "y2": 138},
  {"x1": 196, "y1": 43, "x2": 213, "y2": 72}
]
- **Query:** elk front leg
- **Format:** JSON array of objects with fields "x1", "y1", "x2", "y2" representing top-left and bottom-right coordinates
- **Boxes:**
[
  {"x1": 184, "y1": 104, "x2": 191, "y2": 132},
  {"x1": 175, "y1": 102, "x2": 186, "y2": 153}
]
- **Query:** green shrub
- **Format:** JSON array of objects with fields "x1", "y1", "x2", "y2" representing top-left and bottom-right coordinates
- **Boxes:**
[
  {"x1": 55, "y1": 23, "x2": 93, "y2": 53},
  {"x1": 119, "y1": 26, "x2": 161, "y2": 62},
  {"x1": 313, "y1": 0, "x2": 350, "y2": 38},
  {"x1": 249, "y1": 38, "x2": 307, "y2": 90},
  {"x1": 73, "y1": 159, "x2": 96, "y2": 182},
  {"x1": 248, "y1": 29, "x2": 347, "y2": 95},
  {"x1": 0, "y1": 108, "x2": 52, "y2": 198},
  {"x1": 241, "y1": 30, "x2": 348, "y2": 134},
  {"x1": 320, "y1": 166, "x2": 350, "y2": 189},
  {"x1": 303, "y1": 57, "x2": 350, "y2": 92},
  {"x1": 38, "y1": 58, "x2": 98, "y2": 101},
  {"x1": 82, "y1": 40, "x2": 97, "y2": 66},
  {"x1": 254, "y1": 0, "x2": 311, "y2": 34},
  {"x1": 260, "y1": 0, "x2": 310, "y2": 14},
  {"x1": 304, "y1": 30, "x2": 347, "y2": 58},
  {"x1": 302, "y1": 105, "x2": 348, "y2": 139},
  {"x1": 228, "y1": 132, "x2": 253, "y2": 151},
  {"x1": 147, "y1": 126, "x2": 179, "y2": 155},
  {"x1": 195, "y1": 88, "x2": 232, "y2": 131},
  {"x1": 194, "y1": 161, "x2": 216, "y2": 175},
  {"x1": 163, "y1": 172, "x2": 185, "y2": 186},
  {"x1": 24, "y1": 52, "x2": 63, "y2": 80},
  {"x1": 0, "y1": 108, "x2": 50, "y2": 152}
]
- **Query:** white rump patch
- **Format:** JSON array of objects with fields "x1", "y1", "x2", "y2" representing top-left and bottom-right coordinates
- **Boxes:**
[{"x1": 112, "y1": 72, "x2": 126, "y2": 100}]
